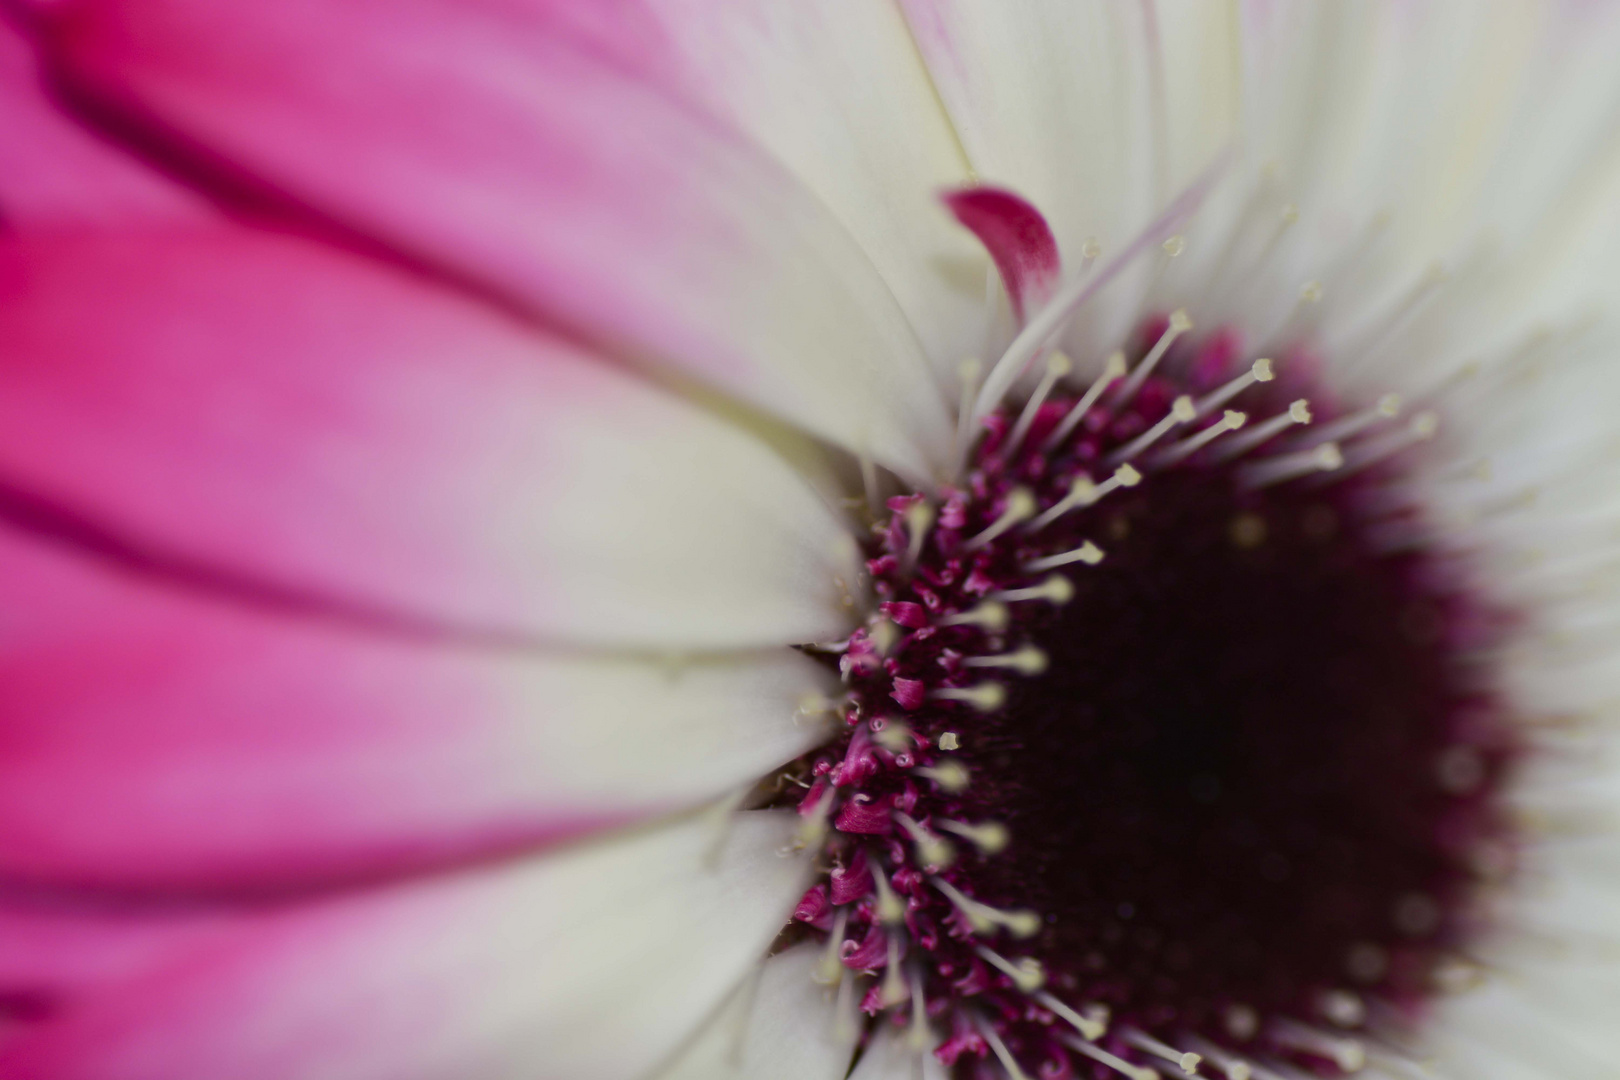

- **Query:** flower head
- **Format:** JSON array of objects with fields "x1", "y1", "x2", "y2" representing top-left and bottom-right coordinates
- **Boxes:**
[{"x1": 0, "y1": 2, "x2": 1617, "y2": 1079}]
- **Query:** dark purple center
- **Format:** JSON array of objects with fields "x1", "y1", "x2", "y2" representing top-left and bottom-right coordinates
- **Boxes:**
[{"x1": 782, "y1": 322, "x2": 1516, "y2": 1080}]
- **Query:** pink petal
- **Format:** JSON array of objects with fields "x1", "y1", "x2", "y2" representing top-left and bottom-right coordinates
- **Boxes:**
[
  {"x1": 0, "y1": 812, "x2": 809, "y2": 1080},
  {"x1": 942, "y1": 185, "x2": 1061, "y2": 323},
  {"x1": 0, "y1": 523, "x2": 833, "y2": 890},
  {"x1": 0, "y1": 19, "x2": 207, "y2": 226},
  {"x1": 0, "y1": 228, "x2": 858, "y2": 649},
  {"x1": 27, "y1": 0, "x2": 952, "y2": 479}
]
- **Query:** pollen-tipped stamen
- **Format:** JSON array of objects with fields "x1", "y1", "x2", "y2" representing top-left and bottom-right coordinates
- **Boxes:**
[
  {"x1": 937, "y1": 817, "x2": 1011, "y2": 855},
  {"x1": 977, "y1": 1015, "x2": 1033, "y2": 1080},
  {"x1": 1045, "y1": 350, "x2": 1128, "y2": 451},
  {"x1": 1025, "y1": 539, "x2": 1106, "y2": 572},
  {"x1": 966, "y1": 488, "x2": 1038, "y2": 551},
  {"x1": 1060, "y1": 1033, "x2": 1158, "y2": 1080},
  {"x1": 1196, "y1": 358, "x2": 1274, "y2": 416},
  {"x1": 939, "y1": 601, "x2": 1011, "y2": 631},
  {"x1": 976, "y1": 945, "x2": 1045, "y2": 993},
  {"x1": 1109, "y1": 394, "x2": 1198, "y2": 464},
  {"x1": 1114, "y1": 309, "x2": 1192, "y2": 409},
  {"x1": 932, "y1": 682, "x2": 1008, "y2": 711},
  {"x1": 1038, "y1": 991, "x2": 1107, "y2": 1041},
  {"x1": 1004, "y1": 352, "x2": 1073, "y2": 460},
  {"x1": 1213, "y1": 399, "x2": 1312, "y2": 461},
  {"x1": 1153, "y1": 410, "x2": 1247, "y2": 468},
  {"x1": 933, "y1": 878, "x2": 1042, "y2": 938},
  {"x1": 1120, "y1": 1027, "x2": 1202, "y2": 1075},
  {"x1": 964, "y1": 645, "x2": 1049, "y2": 675},
  {"x1": 990, "y1": 575, "x2": 1075, "y2": 606},
  {"x1": 1239, "y1": 441, "x2": 1342, "y2": 488}
]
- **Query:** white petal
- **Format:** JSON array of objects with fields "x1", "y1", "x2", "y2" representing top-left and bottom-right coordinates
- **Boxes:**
[
  {"x1": 650, "y1": 943, "x2": 855, "y2": 1080},
  {"x1": 898, "y1": 0, "x2": 1239, "y2": 360},
  {"x1": 848, "y1": 1023, "x2": 949, "y2": 1080}
]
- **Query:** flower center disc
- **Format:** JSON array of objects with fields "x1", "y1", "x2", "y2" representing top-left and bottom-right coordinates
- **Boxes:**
[{"x1": 783, "y1": 321, "x2": 1516, "y2": 1078}]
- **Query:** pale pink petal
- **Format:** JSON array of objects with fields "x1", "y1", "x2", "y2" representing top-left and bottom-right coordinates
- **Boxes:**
[
  {"x1": 942, "y1": 185, "x2": 1061, "y2": 323},
  {"x1": 651, "y1": 943, "x2": 855, "y2": 1080},
  {"x1": 597, "y1": 0, "x2": 991, "y2": 379},
  {"x1": 0, "y1": 18, "x2": 206, "y2": 226},
  {"x1": 0, "y1": 523, "x2": 834, "y2": 890},
  {"x1": 0, "y1": 229, "x2": 859, "y2": 649},
  {"x1": 0, "y1": 811, "x2": 809, "y2": 1080},
  {"x1": 29, "y1": 0, "x2": 953, "y2": 479}
]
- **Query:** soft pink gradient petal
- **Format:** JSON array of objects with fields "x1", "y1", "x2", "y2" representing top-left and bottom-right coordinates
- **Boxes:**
[
  {"x1": 0, "y1": 907, "x2": 239, "y2": 999},
  {"x1": 0, "y1": 812, "x2": 809, "y2": 1080},
  {"x1": 570, "y1": 0, "x2": 992, "y2": 380},
  {"x1": 942, "y1": 185, "x2": 1061, "y2": 323},
  {"x1": 0, "y1": 18, "x2": 206, "y2": 225},
  {"x1": 0, "y1": 523, "x2": 835, "y2": 891},
  {"x1": 25, "y1": 0, "x2": 953, "y2": 479},
  {"x1": 0, "y1": 228, "x2": 858, "y2": 649}
]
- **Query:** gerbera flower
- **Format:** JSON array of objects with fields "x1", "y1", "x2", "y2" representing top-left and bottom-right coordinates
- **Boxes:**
[{"x1": 0, "y1": 1, "x2": 1616, "y2": 1078}]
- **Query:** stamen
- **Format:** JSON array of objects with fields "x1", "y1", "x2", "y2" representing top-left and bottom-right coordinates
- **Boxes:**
[
  {"x1": 1025, "y1": 540, "x2": 1106, "y2": 572},
  {"x1": 933, "y1": 878, "x2": 1042, "y2": 937},
  {"x1": 966, "y1": 488, "x2": 1038, "y2": 550},
  {"x1": 937, "y1": 817, "x2": 1011, "y2": 854},
  {"x1": 964, "y1": 645, "x2": 1049, "y2": 675},
  {"x1": 975, "y1": 945, "x2": 1045, "y2": 993},
  {"x1": 1294, "y1": 393, "x2": 1401, "y2": 449},
  {"x1": 977, "y1": 1016, "x2": 1033, "y2": 1080},
  {"x1": 937, "y1": 732, "x2": 961, "y2": 751},
  {"x1": 1045, "y1": 351, "x2": 1128, "y2": 450},
  {"x1": 1239, "y1": 442, "x2": 1343, "y2": 488},
  {"x1": 1080, "y1": 236, "x2": 1102, "y2": 271},
  {"x1": 1036, "y1": 991, "x2": 1107, "y2": 1041},
  {"x1": 990, "y1": 574, "x2": 1075, "y2": 606},
  {"x1": 1060, "y1": 1033, "x2": 1158, "y2": 1080},
  {"x1": 957, "y1": 358, "x2": 984, "y2": 472},
  {"x1": 1196, "y1": 358, "x2": 1274, "y2": 415},
  {"x1": 932, "y1": 682, "x2": 1007, "y2": 711},
  {"x1": 1109, "y1": 395, "x2": 1197, "y2": 464},
  {"x1": 1215, "y1": 399, "x2": 1312, "y2": 461},
  {"x1": 1028, "y1": 474, "x2": 1098, "y2": 531},
  {"x1": 1270, "y1": 1019, "x2": 1366, "y2": 1072},
  {"x1": 1114, "y1": 309, "x2": 1192, "y2": 408},
  {"x1": 1152, "y1": 410, "x2": 1247, "y2": 468},
  {"x1": 814, "y1": 906, "x2": 850, "y2": 984},
  {"x1": 869, "y1": 617, "x2": 902, "y2": 655},
  {"x1": 873, "y1": 865, "x2": 908, "y2": 925},
  {"x1": 1004, "y1": 352, "x2": 1073, "y2": 460},
  {"x1": 895, "y1": 812, "x2": 956, "y2": 869},
  {"x1": 907, "y1": 971, "x2": 932, "y2": 1051},
  {"x1": 902, "y1": 501, "x2": 935, "y2": 576},
  {"x1": 1328, "y1": 412, "x2": 1439, "y2": 480},
  {"x1": 796, "y1": 784, "x2": 838, "y2": 852},
  {"x1": 879, "y1": 934, "x2": 909, "y2": 1007},
  {"x1": 1121, "y1": 1027, "x2": 1202, "y2": 1075},
  {"x1": 1182, "y1": 1037, "x2": 1254, "y2": 1080},
  {"x1": 1029, "y1": 465, "x2": 1141, "y2": 531},
  {"x1": 915, "y1": 758, "x2": 970, "y2": 793},
  {"x1": 939, "y1": 601, "x2": 1010, "y2": 631},
  {"x1": 871, "y1": 719, "x2": 913, "y2": 753}
]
